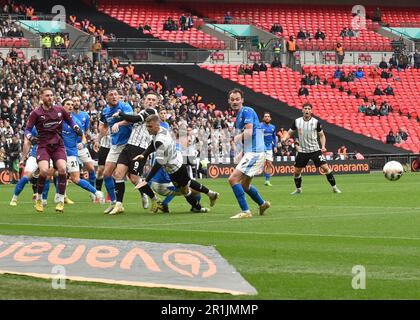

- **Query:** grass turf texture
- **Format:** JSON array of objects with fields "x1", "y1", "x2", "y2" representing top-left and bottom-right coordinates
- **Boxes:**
[{"x1": 0, "y1": 173, "x2": 419, "y2": 300}]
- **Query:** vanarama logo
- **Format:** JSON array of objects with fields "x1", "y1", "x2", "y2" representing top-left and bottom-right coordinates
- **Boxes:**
[
  {"x1": 0, "y1": 235, "x2": 257, "y2": 295},
  {"x1": 0, "y1": 170, "x2": 19, "y2": 184},
  {"x1": 208, "y1": 160, "x2": 370, "y2": 178},
  {"x1": 208, "y1": 165, "x2": 235, "y2": 178}
]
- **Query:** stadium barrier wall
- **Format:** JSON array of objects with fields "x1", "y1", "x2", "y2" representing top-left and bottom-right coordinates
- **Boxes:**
[{"x1": 207, "y1": 160, "x2": 371, "y2": 178}]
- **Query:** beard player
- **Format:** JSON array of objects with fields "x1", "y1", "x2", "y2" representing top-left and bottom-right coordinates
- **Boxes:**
[{"x1": 25, "y1": 87, "x2": 83, "y2": 213}]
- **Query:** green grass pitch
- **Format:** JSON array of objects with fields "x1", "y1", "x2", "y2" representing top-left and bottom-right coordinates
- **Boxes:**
[{"x1": 0, "y1": 173, "x2": 419, "y2": 300}]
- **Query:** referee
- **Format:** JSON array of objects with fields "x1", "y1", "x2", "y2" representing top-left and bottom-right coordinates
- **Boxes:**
[{"x1": 281, "y1": 103, "x2": 341, "y2": 194}]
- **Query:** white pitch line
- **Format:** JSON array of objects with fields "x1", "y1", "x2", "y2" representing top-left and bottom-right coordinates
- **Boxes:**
[
  {"x1": 0, "y1": 201, "x2": 417, "y2": 211},
  {"x1": 0, "y1": 221, "x2": 419, "y2": 241},
  {"x1": 1, "y1": 208, "x2": 420, "y2": 241},
  {"x1": 0, "y1": 207, "x2": 418, "y2": 231}
]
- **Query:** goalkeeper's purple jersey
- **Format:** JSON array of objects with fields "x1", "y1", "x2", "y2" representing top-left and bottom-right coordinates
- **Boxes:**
[{"x1": 25, "y1": 105, "x2": 76, "y2": 147}]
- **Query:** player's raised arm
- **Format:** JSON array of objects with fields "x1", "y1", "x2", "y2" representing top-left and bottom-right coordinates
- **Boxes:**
[
  {"x1": 281, "y1": 120, "x2": 296, "y2": 144},
  {"x1": 24, "y1": 111, "x2": 37, "y2": 140},
  {"x1": 114, "y1": 108, "x2": 158, "y2": 124}
]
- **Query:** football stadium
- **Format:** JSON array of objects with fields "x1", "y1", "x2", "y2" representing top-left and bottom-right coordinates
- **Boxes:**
[{"x1": 0, "y1": 0, "x2": 419, "y2": 304}]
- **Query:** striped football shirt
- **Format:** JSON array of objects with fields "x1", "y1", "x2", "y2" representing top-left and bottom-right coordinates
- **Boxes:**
[
  {"x1": 128, "y1": 123, "x2": 152, "y2": 149},
  {"x1": 100, "y1": 134, "x2": 111, "y2": 148},
  {"x1": 290, "y1": 117, "x2": 322, "y2": 153}
]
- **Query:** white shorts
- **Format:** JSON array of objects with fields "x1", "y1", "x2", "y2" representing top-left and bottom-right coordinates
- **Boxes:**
[
  {"x1": 106, "y1": 144, "x2": 125, "y2": 163},
  {"x1": 66, "y1": 156, "x2": 80, "y2": 173},
  {"x1": 150, "y1": 181, "x2": 181, "y2": 197},
  {"x1": 264, "y1": 150, "x2": 274, "y2": 162},
  {"x1": 236, "y1": 152, "x2": 266, "y2": 177},
  {"x1": 78, "y1": 147, "x2": 93, "y2": 164},
  {"x1": 24, "y1": 156, "x2": 38, "y2": 173}
]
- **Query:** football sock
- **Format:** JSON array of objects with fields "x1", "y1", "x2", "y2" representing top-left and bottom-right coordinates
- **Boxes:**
[
  {"x1": 294, "y1": 175, "x2": 302, "y2": 189},
  {"x1": 264, "y1": 173, "x2": 270, "y2": 181},
  {"x1": 185, "y1": 191, "x2": 201, "y2": 210},
  {"x1": 31, "y1": 177, "x2": 38, "y2": 194},
  {"x1": 14, "y1": 176, "x2": 30, "y2": 196},
  {"x1": 57, "y1": 174, "x2": 67, "y2": 196},
  {"x1": 162, "y1": 194, "x2": 176, "y2": 206},
  {"x1": 104, "y1": 176, "x2": 116, "y2": 202},
  {"x1": 54, "y1": 176, "x2": 58, "y2": 193},
  {"x1": 88, "y1": 170, "x2": 96, "y2": 187},
  {"x1": 246, "y1": 185, "x2": 265, "y2": 206},
  {"x1": 78, "y1": 179, "x2": 97, "y2": 194},
  {"x1": 115, "y1": 180, "x2": 125, "y2": 202},
  {"x1": 37, "y1": 175, "x2": 47, "y2": 195},
  {"x1": 96, "y1": 178, "x2": 103, "y2": 191},
  {"x1": 42, "y1": 179, "x2": 50, "y2": 200},
  {"x1": 139, "y1": 184, "x2": 155, "y2": 199},
  {"x1": 326, "y1": 172, "x2": 336, "y2": 187},
  {"x1": 232, "y1": 183, "x2": 249, "y2": 212},
  {"x1": 189, "y1": 180, "x2": 209, "y2": 194}
]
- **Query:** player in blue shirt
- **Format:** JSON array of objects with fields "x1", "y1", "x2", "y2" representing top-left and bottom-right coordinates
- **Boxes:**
[
  {"x1": 96, "y1": 88, "x2": 133, "y2": 214},
  {"x1": 10, "y1": 127, "x2": 50, "y2": 206},
  {"x1": 227, "y1": 89, "x2": 271, "y2": 219},
  {"x1": 60, "y1": 99, "x2": 104, "y2": 204},
  {"x1": 72, "y1": 96, "x2": 96, "y2": 198},
  {"x1": 260, "y1": 112, "x2": 277, "y2": 186},
  {"x1": 158, "y1": 108, "x2": 170, "y2": 129}
]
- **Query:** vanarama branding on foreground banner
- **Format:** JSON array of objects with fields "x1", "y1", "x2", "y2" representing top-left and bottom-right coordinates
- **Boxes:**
[
  {"x1": 0, "y1": 235, "x2": 257, "y2": 295},
  {"x1": 208, "y1": 160, "x2": 370, "y2": 178}
]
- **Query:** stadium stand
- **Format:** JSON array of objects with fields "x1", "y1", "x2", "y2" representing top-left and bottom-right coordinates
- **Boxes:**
[
  {"x1": 184, "y1": 3, "x2": 394, "y2": 51},
  {"x1": 96, "y1": 1, "x2": 226, "y2": 49},
  {"x1": 368, "y1": 7, "x2": 420, "y2": 26},
  {"x1": 201, "y1": 64, "x2": 420, "y2": 153}
]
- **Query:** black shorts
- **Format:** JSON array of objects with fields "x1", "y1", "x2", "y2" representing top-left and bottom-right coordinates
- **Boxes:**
[
  {"x1": 117, "y1": 144, "x2": 146, "y2": 176},
  {"x1": 295, "y1": 150, "x2": 327, "y2": 168},
  {"x1": 97, "y1": 147, "x2": 110, "y2": 166},
  {"x1": 169, "y1": 164, "x2": 191, "y2": 188}
]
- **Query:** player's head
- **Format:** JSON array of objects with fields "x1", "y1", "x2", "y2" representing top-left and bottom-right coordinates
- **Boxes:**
[
  {"x1": 72, "y1": 96, "x2": 81, "y2": 109},
  {"x1": 263, "y1": 112, "x2": 271, "y2": 124},
  {"x1": 40, "y1": 87, "x2": 54, "y2": 107},
  {"x1": 145, "y1": 114, "x2": 161, "y2": 135},
  {"x1": 158, "y1": 107, "x2": 167, "y2": 122},
  {"x1": 228, "y1": 88, "x2": 244, "y2": 111},
  {"x1": 106, "y1": 88, "x2": 120, "y2": 106},
  {"x1": 62, "y1": 98, "x2": 74, "y2": 113},
  {"x1": 143, "y1": 91, "x2": 161, "y2": 109},
  {"x1": 302, "y1": 103, "x2": 313, "y2": 119}
]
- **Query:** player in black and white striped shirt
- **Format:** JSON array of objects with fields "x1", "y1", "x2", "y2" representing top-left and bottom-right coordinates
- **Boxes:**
[
  {"x1": 134, "y1": 115, "x2": 220, "y2": 213},
  {"x1": 108, "y1": 91, "x2": 161, "y2": 215},
  {"x1": 281, "y1": 103, "x2": 341, "y2": 194}
]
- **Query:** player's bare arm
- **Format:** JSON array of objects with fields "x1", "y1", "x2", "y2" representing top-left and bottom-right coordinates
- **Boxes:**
[
  {"x1": 20, "y1": 138, "x2": 32, "y2": 164},
  {"x1": 319, "y1": 130, "x2": 327, "y2": 152},
  {"x1": 281, "y1": 129, "x2": 295, "y2": 144}
]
